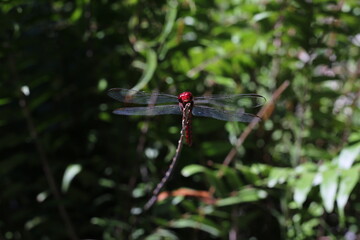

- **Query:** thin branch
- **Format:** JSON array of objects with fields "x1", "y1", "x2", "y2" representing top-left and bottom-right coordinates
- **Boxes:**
[
  {"x1": 187, "y1": 49, "x2": 250, "y2": 78},
  {"x1": 9, "y1": 56, "x2": 78, "y2": 240},
  {"x1": 131, "y1": 91, "x2": 159, "y2": 201},
  {"x1": 143, "y1": 103, "x2": 191, "y2": 211},
  {"x1": 187, "y1": 55, "x2": 222, "y2": 78},
  {"x1": 219, "y1": 81, "x2": 290, "y2": 175}
]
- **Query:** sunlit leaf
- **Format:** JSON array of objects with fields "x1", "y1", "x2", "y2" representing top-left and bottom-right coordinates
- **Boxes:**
[
  {"x1": 24, "y1": 217, "x2": 44, "y2": 230},
  {"x1": 70, "y1": 7, "x2": 82, "y2": 22},
  {"x1": 336, "y1": 143, "x2": 360, "y2": 169},
  {"x1": 182, "y1": 164, "x2": 207, "y2": 177},
  {"x1": 145, "y1": 228, "x2": 178, "y2": 240},
  {"x1": 61, "y1": 164, "x2": 82, "y2": 193},
  {"x1": 301, "y1": 218, "x2": 320, "y2": 237},
  {"x1": 99, "y1": 178, "x2": 116, "y2": 188},
  {"x1": 267, "y1": 167, "x2": 291, "y2": 188},
  {"x1": 320, "y1": 168, "x2": 338, "y2": 213},
  {"x1": 170, "y1": 219, "x2": 220, "y2": 237},
  {"x1": 212, "y1": 75, "x2": 236, "y2": 88},
  {"x1": 216, "y1": 188, "x2": 267, "y2": 207},
  {"x1": 252, "y1": 12, "x2": 272, "y2": 22},
  {"x1": 155, "y1": 0, "x2": 178, "y2": 45},
  {"x1": 336, "y1": 166, "x2": 360, "y2": 226},
  {"x1": 131, "y1": 48, "x2": 157, "y2": 91},
  {"x1": 293, "y1": 172, "x2": 315, "y2": 207}
]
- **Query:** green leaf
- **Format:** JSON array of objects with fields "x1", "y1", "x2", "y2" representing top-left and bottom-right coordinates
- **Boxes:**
[
  {"x1": 99, "y1": 178, "x2": 116, "y2": 188},
  {"x1": 320, "y1": 169, "x2": 338, "y2": 212},
  {"x1": 0, "y1": 98, "x2": 11, "y2": 106},
  {"x1": 131, "y1": 48, "x2": 157, "y2": 91},
  {"x1": 216, "y1": 188, "x2": 267, "y2": 207},
  {"x1": 219, "y1": 165, "x2": 243, "y2": 190},
  {"x1": 70, "y1": 7, "x2": 82, "y2": 22},
  {"x1": 252, "y1": 12, "x2": 272, "y2": 22},
  {"x1": 61, "y1": 164, "x2": 82, "y2": 193},
  {"x1": 155, "y1": 0, "x2": 178, "y2": 45},
  {"x1": 337, "y1": 143, "x2": 360, "y2": 169},
  {"x1": 181, "y1": 164, "x2": 227, "y2": 197},
  {"x1": 239, "y1": 164, "x2": 269, "y2": 185},
  {"x1": 24, "y1": 217, "x2": 44, "y2": 230},
  {"x1": 293, "y1": 172, "x2": 315, "y2": 207},
  {"x1": 170, "y1": 219, "x2": 220, "y2": 237},
  {"x1": 212, "y1": 75, "x2": 236, "y2": 88},
  {"x1": 336, "y1": 166, "x2": 360, "y2": 226},
  {"x1": 301, "y1": 218, "x2": 320, "y2": 237},
  {"x1": 181, "y1": 164, "x2": 207, "y2": 177},
  {"x1": 267, "y1": 167, "x2": 291, "y2": 188},
  {"x1": 145, "y1": 229, "x2": 179, "y2": 240}
]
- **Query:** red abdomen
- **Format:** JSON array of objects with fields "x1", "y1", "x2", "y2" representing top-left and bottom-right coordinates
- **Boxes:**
[{"x1": 185, "y1": 113, "x2": 193, "y2": 146}]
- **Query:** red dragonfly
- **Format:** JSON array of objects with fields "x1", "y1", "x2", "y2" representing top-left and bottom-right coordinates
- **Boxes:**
[
  {"x1": 107, "y1": 88, "x2": 266, "y2": 146},
  {"x1": 108, "y1": 88, "x2": 265, "y2": 210}
]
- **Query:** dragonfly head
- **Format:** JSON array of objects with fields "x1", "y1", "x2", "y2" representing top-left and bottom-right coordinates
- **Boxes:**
[{"x1": 178, "y1": 92, "x2": 193, "y2": 104}]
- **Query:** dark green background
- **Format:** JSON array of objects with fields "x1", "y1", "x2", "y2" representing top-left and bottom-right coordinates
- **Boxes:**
[{"x1": 1, "y1": 0, "x2": 360, "y2": 239}]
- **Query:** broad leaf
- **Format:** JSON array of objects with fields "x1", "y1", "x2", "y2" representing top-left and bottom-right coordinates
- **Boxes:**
[
  {"x1": 293, "y1": 172, "x2": 315, "y2": 207},
  {"x1": 320, "y1": 168, "x2": 338, "y2": 213}
]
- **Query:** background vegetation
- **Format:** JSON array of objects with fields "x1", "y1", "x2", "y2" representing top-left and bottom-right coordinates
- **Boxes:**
[{"x1": 1, "y1": 0, "x2": 360, "y2": 239}]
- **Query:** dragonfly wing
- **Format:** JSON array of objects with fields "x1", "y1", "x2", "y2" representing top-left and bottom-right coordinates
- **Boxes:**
[
  {"x1": 113, "y1": 105, "x2": 181, "y2": 116},
  {"x1": 194, "y1": 94, "x2": 266, "y2": 108},
  {"x1": 192, "y1": 105, "x2": 260, "y2": 122},
  {"x1": 108, "y1": 88, "x2": 178, "y2": 104}
]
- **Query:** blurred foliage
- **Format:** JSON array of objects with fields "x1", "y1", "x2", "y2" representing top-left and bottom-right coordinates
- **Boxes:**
[{"x1": 1, "y1": 0, "x2": 360, "y2": 239}]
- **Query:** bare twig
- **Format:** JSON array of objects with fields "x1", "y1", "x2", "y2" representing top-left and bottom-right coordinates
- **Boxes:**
[
  {"x1": 143, "y1": 103, "x2": 191, "y2": 210},
  {"x1": 187, "y1": 56, "x2": 222, "y2": 78},
  {"x1": 132, "y1": 91, "x2": 159, "y2": 194},
  {"x1": 9, "y1": 56, "x2": 78, "y2": 240},
  {"x1": 219, "y1": 81, "x2": 290, "y2": 174}
]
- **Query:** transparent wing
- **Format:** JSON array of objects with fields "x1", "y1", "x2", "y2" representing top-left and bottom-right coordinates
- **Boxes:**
[
  {"x1": 113, "y1": 105, "x2": 181, "y2": 116},
  {"x1": 107, "y1": 88, "x2": 178, "y2": 104},
  {"x1": 192, "y1": 105, "x2": 260, "y2": 122},
  {"x1": 193, "y1": 94, "x2": 266, "y2": 109}
]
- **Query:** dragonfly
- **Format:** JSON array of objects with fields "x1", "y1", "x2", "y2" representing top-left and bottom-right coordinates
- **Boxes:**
[
  {"x1": 107, "y1": 88, "x2": 266, "y2": 146},
  {"x1": 107, "y1": 88, "x2": 266, "y2": 209}
]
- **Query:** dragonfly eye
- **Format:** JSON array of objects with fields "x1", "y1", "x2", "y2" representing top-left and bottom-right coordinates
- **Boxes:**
[{"x1": 178, "y1": 91, "x2": 193, "y2": 103}]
